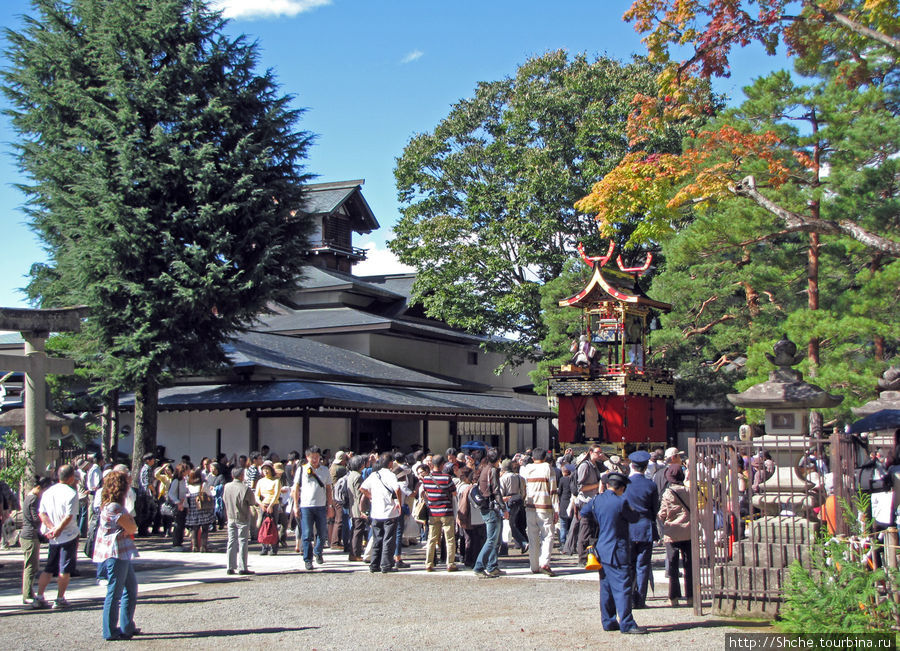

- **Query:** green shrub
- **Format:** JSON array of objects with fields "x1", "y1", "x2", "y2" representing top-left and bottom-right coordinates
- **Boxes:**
[
  {"x1": 779, "y1": 493, "x2": 900, "y2": 634},
  {"x1": 0, "y1": 430, "x2": 31, "y2": 489}
]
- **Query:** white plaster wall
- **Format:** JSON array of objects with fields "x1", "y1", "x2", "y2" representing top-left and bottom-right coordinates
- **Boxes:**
[
  {"x1": 427, "y1": 421, "x2": 450, "y2": 455},
  {"x1": 308, "y1": 416, "x2": 349, "y2": 451},
  {"x1": 258, "y1": 417, "x2": 304, "y2": 458},
  {"x1": 305, "y1": 332, "x2": 371, "y2": 356},
  {"x1": 368, "y1": 334, "x2": 533, "y2": 390},
  {"x1": 116, "y1": 410, "x2": 249, "y2": 462}
]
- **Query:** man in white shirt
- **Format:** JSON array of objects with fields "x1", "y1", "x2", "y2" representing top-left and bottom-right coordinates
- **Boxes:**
[
  {"x1": 521, "y1": 448, "x2": 559, "y2": 576},
  {"x1": 292, "y1": 445, "x2": 333, "y2": 571},
  {"x1": 359, "y1": 452, "x2": 402, "y2": 573},
  {"x1": 33, "y1": 465, "x2": 80, "y2": 609}
]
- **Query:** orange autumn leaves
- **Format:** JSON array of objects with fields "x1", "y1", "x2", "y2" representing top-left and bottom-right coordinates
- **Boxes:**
[{"x1": 577, "y1": 124, "x2": 792, "y2": 242}]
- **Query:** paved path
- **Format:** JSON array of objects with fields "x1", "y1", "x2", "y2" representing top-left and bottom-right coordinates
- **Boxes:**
[{"x1": 0, "y1": 532, "x2": 770, "y2": 649}]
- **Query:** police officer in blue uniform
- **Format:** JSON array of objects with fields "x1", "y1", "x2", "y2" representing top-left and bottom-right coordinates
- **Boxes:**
[
  {"x1": 624, "y1": 450, "x2": 660, "y2": 609},
  {"x1": 581, "y1": 472, "x2": 647, "y2": 634}
]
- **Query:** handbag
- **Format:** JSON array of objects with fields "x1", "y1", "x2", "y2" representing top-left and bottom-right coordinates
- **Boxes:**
[
  {"x1": 257, "y1": 514, "x2": 279, "y2": 546},
  {"x1": 160, "y1": 501, "x2": 177, "y2": 519},
  {"x1": 585, "y1": 545, "x2": 603, "y2": 572},
  {"x1": 413, "y1": 498, "x2": 429, "y2": 524},
  {"x1": 469, "y1": 484, "x2": 487, "y2": 509}
]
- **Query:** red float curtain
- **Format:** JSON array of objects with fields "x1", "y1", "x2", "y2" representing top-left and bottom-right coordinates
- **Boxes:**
[{"x1": 557, "y1": 395, "x2": 588, "y2": 443}]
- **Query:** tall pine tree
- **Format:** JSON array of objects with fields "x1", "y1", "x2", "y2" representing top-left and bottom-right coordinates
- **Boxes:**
[{"x1": 3, "y1": 0, "x2": 314, "y2": 470}]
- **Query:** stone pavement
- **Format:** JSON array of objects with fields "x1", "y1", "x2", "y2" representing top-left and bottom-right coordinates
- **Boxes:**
[{"x1": 0, "y1": 531, "x2": 771, "y2": 649}]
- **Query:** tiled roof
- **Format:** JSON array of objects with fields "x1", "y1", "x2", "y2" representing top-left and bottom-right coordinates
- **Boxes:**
[
  {"x1": 121, "y1": 380, "x2": 552, "y2": 420},
  {"x1": 297, "y1": 267, "x2": 406, "y2": 300},
  {"x1": 301, "y1": 180, "x2": 378, "y2": 232},
  {"x1": 253, "y1": 306, "x2": 492, "y2": 345},
  {"x1": 226, "y1": 331, "x2": 460, "y2": 389}
]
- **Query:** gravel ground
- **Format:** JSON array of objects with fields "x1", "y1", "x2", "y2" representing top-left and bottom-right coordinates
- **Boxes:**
[{"x1": 0, "y1": 531, "x2": 771, "y2": 650}]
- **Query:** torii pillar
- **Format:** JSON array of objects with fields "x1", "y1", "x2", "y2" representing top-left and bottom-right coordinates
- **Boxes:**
[{"x1": 0, "y1": 307, "x2": 86, "y2": 483}]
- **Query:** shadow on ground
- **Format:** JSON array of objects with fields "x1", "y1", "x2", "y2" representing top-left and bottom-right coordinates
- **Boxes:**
[{"x1": 136, "y1": 626, "x2": 319, "y2": 640}]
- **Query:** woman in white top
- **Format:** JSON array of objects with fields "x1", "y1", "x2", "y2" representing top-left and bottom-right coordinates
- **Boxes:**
[{"x1": 184, "y1": 468, "x2": 214, "y2": 552}]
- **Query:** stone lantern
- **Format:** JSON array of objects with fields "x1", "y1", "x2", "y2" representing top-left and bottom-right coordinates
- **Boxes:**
[
  {"x1": 727, "y1": 335, "x2": 843, "y2": 437},
  {"x1": 727, "y1": 335, "x2": 843, "y2": 519}
]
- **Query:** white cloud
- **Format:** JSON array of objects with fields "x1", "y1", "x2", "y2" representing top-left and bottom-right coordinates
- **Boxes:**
[
  {"x1": 354, "y1": 242, "x2": 416, "y2": 276},
  {"x1": 400, "y1": 49, "x2": 424, "y2": 64},
  {"x1": 214, "y1": 0, "x2": 331, "y2": 20}
]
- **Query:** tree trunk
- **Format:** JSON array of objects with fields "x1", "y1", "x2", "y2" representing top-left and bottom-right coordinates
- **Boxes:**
[
  {"x1": 875, "y1": 335, "x2": 885, "y2": 361},
  {"x1": 808, "y1": 128, "x2": 823, "y2": 438},
  {"x1": 132, "y1": 375, "x2": 158, "y2": 476},
  {"x1": 808, "y1": 230, "x2": 823, "y2": 438},
  {"x1": 100, "y1": 390, "x2": 119, "y2": 463}
]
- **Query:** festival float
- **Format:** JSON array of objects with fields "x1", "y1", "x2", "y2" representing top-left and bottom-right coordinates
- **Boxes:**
[{"x1": 547, "y1": 242, "x2": 674, "y2": 450}]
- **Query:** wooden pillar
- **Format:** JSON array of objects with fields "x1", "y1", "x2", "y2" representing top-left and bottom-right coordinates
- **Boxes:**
[
  {"x1": 688, "y1": 436, "x2": 703, "y2": 616},
  {"x1": 422, "y1": 418, "x2": 430, "y2": 452},
  {"x1": 249, "y1": 410, "x2": 259, "y2": 453},
  {"x1": 215, "y1": 428, "x2": 222, "y2": 459},
  {"x1": 301, "y1": 408, "x2": 310, "y2": 454},
  {"x1": 504, "y1": 421, "x2": 510, "y2": 456},
  {"x1": 532, "y1": 418, "x2": 538, "y2": 450},
  {"x1": 350, "y1": 411, "x2": 360, "y2": 452},
  {"x1": 450, "y1": 421, "x2": 458, "y2": 450}
]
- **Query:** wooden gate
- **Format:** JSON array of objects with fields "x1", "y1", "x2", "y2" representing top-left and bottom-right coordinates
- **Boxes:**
[{"x1": 687, "y1": 431, "x2": 861, "y2": 616}]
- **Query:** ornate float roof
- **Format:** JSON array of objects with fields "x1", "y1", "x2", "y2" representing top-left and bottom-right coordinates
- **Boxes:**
[{"x1": 559, "y1": 257, "x2": 671, "y2": 311}]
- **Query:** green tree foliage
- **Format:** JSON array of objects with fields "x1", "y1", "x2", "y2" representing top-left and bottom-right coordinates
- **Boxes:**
[
  {"x1": 391, "y1": 51, "x2": 710, "y2": 365},
  {"x1": 3, "y1": 0, "x2": 314, "y2": 469},
  {"x1": 530, "y1": 258, "x2": 591, "y2": 395},
  {"x1": 0, "y1": 431, "x2": 32, "y2": 492},
  {"x1": 647, "y1": 68, "x2": 899, "y2": 421}
]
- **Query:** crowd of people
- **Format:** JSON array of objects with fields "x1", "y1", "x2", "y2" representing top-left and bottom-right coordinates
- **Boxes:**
[{"x1": 15, "y1": 442, "x2": 704, "y2": 639}]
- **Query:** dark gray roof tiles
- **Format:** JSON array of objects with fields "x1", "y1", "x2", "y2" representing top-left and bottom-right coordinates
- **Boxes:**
[
  {"x1": 226, "y1": 331, "x2": 460, "y2": 389},
  {"x1": 120, "y1": 380, "x2": 551, "y2": 420},
  {"x1": 300, "y1": 180, "x2": 378, "y2": 232},
  {"x1": 295, "y1": 267, "x2": 406, "y2": 300},
  {"x1": 254, "y1": 306, "x2": 493, "y2": 345}
]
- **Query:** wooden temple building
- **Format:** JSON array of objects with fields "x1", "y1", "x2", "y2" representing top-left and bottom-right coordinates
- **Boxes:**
[
  {"x1": 108, "y1": 180, "x2": 553, "y2": 459},
  {"x1": 548, "y1": 242, "x2": 675, "y2": 449}
]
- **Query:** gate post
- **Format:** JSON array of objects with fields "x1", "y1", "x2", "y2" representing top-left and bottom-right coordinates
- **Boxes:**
[{"x1": 688, "y1": 437, "x2": 702, "y2": 615}]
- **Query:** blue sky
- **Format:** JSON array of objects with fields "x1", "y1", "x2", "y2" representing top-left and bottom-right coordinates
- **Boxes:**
[{"x1": 0, "y1": 0, "x2": 786, "y2": 309}]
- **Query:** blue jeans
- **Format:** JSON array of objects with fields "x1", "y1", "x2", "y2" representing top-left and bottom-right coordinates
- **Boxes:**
[
  {"x1": 301, "y1": 506, "x2": 328, "y2": 563},
  {"x1": 559, "y1": 515, "x2": 572, "y2": 547},
  {"x1": 341, "y1": 507, "x2": 351, "y2": 549},
  {"x1": 101, "y1": 558, "x2": 137, "y2": 640},
  {"x1": 474, "y1": 508, "x2": 501, "y2": 573},
  {"x1": 394, "y1": 511, "x2": 406, "y2": 556}
]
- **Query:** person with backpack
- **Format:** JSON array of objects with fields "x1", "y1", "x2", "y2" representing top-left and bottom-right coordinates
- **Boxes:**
[
  {"x1": 473, "y1": 448, "x2": 507, "y2": 578},
  {"x1": 500, "y1": 459, "x2": 528, "y2": 554},
  {"x1": 345, "y1": 455, "x2": 368, "y2": 562},
  {"x1": 328, "y1": 451, "x2": 349, "y2": 549},
  {"x1": 455, "y1": 467, "x2": 485, "y2": 568},
  {"x1": 576, "y1": 446, "x2": 605, "y2": 564}
]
